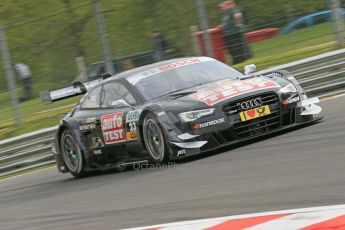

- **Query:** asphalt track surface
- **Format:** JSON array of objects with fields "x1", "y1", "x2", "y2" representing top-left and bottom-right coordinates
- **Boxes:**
[{"x1": 0, "y1": 96, "x2": 344, "y2": 230}]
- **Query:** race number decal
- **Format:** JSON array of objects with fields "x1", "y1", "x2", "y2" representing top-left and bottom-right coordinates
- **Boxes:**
[
  {"x1": 101, "y1": 112, "x2": 125, "y2": 144},
  {"x1": 126, "y1": 121, "x2": 137, "y2": 141},
  {"x1": 125, "y1": 110, "x2": 141, "y2": 141},
  {"x1": 190, "y1": 78, "x2": 280, "y2": 106}
]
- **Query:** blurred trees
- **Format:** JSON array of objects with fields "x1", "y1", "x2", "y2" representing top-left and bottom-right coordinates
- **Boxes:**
[{"x1": 0, "y1": 0, "x2": 329, "y2": 90}]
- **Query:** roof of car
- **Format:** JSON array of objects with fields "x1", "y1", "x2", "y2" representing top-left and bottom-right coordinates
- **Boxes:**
[{"x1": 107, "y1": 56, "x2": 201, "y2": 81}]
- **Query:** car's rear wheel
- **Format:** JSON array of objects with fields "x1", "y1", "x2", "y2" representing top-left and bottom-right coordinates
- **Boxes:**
[
  {"x1": 143, "y1": 113, "x2": 169, "y2": 164},
  {"x1": 60, "y1": 129, "x2": 86, "y2": 178}
]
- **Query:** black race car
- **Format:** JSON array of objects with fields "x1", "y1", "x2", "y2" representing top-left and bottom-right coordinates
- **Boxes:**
[{"x1": 43, "y1": 57, "x2": 322, "y2": 177}]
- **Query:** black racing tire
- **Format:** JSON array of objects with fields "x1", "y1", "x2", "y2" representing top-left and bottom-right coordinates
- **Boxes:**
[
  {"x1": 143, "y1": 113, "x2": 169, "y2": 164},
  {"x1": 60, "y1": 129, "x2": 86, "y2": 178}
]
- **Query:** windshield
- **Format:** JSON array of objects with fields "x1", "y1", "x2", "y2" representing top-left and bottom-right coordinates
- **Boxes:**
[{"x1": 130, "y1": 60, "x2": 243, "y2": 100}]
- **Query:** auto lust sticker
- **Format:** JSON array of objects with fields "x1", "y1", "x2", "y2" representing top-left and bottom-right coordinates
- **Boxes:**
[
  {"x1": 101, "y1": 112, "x2": 125, "y2": 144},
  {"x1": 190, "y1": 78, "x2": 280, "y2": 106}
]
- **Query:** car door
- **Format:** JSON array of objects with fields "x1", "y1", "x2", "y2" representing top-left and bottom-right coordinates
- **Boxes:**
[
  {"x1": 91, "y1": 80, "x2": 142, "y2": 156},
  {"x1": 76, "y1": 85, "x2": 106, "y2": 153}
]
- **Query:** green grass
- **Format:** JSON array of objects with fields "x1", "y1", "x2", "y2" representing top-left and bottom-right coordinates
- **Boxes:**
[
  {"x1": 234, "y1": 22, "x2": 338, "y2": 70},
  {"x1": 0, "y1": 22, "x2": 340, "y2": 140},
  {"x1": 0, "y1": 96, "x2": 81, "y2": 139}
]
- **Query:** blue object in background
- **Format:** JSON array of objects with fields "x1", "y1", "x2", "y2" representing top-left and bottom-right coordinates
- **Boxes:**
[{"x1": 280, "y1": 10, "x2": 345, "y2": 35}]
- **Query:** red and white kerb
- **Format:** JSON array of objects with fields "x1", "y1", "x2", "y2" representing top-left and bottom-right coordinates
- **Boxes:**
[{"x1": 124, "y1": 204, "x2": 345, "y2": 230}]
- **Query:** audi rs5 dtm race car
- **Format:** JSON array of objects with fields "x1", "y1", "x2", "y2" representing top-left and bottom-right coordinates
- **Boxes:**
[{"x1": 42, "y1": 57, "x2": 322, "y2": 177}]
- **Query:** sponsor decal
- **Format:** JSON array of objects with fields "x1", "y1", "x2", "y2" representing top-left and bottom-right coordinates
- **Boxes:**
[
  {"x1": 101, "y1": 112, "x2": 126, "y2": 144},
  {"x1": 190, "y1": 78, "x2": 280, "y2": 106},
  {"x1": 126, "y1": 131, "x2": 137, "y2": 141},
  {"x1": 125, "y1": 110, "x2": 141, "y2": 141},
  {"x1": 127, "y1": 57, "x2": 213, "y2": 85},
  {"x1": 80, "y1": 117, "x2": 97, "y2": 131},
  {"x1": 193, "y1": 118, "x2": 225, "y2": 129},
  {"x1": 158, "y1": 58, "x2": 202, "y2": 71},
  {"x1": 282, "y1": 96, "x2": 300, "y2": 105},
  {"x1": 80, "y1": 123, "x2": 96, "y2": 131},
  {"x1": 79, "y1": 117, "x2": 97, "y2": 131},
  {"x1": 228, "y1": 109, "x2": 238, "y2": 115},
  {"x1": 86, "y1": 117, "x2": 96, "y2": 123},
  {"x1": 239, "y1": 105, "x2": 271, "y2": 122},
  {"x1": 125, "y1": 110, "x2": 142, "y2": 122},
  {"x1": 177, "y1": 149, "x2": 186, "y2": 156}
]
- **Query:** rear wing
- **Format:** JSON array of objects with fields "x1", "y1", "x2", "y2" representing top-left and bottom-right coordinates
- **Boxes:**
[{"x1": 40, "y1": 73, "x2": 113, "y2": 104}]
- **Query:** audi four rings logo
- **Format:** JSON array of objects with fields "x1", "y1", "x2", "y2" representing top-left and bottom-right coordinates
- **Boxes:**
[{"x1": 240, "y1": 98, "x2": 262, "y2": 110}]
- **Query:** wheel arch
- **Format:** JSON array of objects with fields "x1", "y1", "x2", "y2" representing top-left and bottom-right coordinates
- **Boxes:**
[
  {"x1": 270, "y1": 69, "x2": 305, "y2": 93},
  {"x1": 270, "y1": 69, "x2": 293, "y2": 77},
  {"x1": 138, "y1": 109, "x2": 154, "y2": 149},
  {"x1": 53, "y1": 124, "x2": 69, "y2": 173},
  {"x1": 138, "y1": 105, "x2": 167, "y2": 151},
  {"x1": 55, "y1": 121, "x2": 78, "y2": 173},
  {"x1": 139, "y1": 109, "x2": 171, "y2": 163},
  {"x1": 57, "y1": 121, "x2": 88, "y2": 177},
  {"x1": 56, "y1": 121, "x2": 75, "y2": 151}
]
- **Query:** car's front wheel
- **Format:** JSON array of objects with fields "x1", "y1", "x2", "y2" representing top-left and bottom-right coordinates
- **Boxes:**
[
  {"x1": 60, "y1": 129, "x2": 86, "y2": 178},
  {"x1": 143, "y1": 113, "x2": 169, "y2": 164}
]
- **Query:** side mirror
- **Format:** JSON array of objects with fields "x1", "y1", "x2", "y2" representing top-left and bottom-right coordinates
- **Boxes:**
[
  {"x1": 111, "y1": 99, "x2": 131, "y2": 107},
  {"x1": 244, "y1": 64, "x2": 256, "y2": 75}
]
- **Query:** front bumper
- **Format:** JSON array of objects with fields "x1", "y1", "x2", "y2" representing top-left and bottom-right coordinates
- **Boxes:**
[
  {"x1": 171, "y1": 117, "x2": 322, "y2": 159},
  {"x1": 170, "y1": 93, "x2": 322, "y2": 159}
]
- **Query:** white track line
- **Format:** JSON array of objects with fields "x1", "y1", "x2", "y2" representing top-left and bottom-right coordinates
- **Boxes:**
[
  {"x1": 321, "y1": 92, "x2": 345, "y2": 101},
  {"x1": 247, "y1": 209, "x2": 345, "y2": 230},
  {"x1": 124, "y1": 205, "x2": 345, "y2": 230},
  {"x1": 158, "y1": 219, "x2": 226, "y2": 230}
]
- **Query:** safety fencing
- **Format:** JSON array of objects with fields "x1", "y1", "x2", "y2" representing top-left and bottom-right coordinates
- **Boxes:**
[
  {"x1": 0, "y1": 48, "x2": 345, "y2": 178},
  {"x1": 257, "y1": 48, "x2": 345, "y2": 97},
  {"x1": 0, "y1": 126, "x2": 57, "y2": 177}
]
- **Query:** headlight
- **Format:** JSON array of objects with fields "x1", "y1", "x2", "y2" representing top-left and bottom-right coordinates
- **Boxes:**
[
  {"x1": 279, "y1": 83, "x2": 297, "y2": 94},
  {"x1": 179, "y1": 108, "x2": 215, "y2": 122}
]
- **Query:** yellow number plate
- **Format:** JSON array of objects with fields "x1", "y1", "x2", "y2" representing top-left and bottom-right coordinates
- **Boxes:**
[
  {"x1": 126, "y1": 132, "x2": 137, "y2": 141},
  {"x1": 239, "y1": 105, "x2": 271, "y2": 122}
]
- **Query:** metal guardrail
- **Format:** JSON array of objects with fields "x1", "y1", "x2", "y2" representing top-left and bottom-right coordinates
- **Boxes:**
[
  {"x1": 1, "y1": 49, "x2": 345, "y2": 178},
  {"x1": 0, "y1": 126, "x2": 57, "y2": 177},
  {"x1": 256, "y1": 48, "x2": 345, "y2": 97}
]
